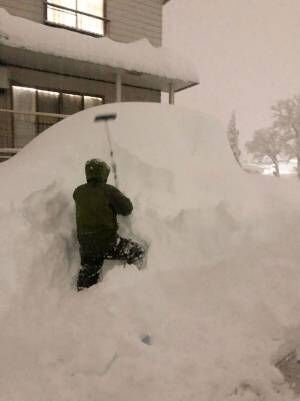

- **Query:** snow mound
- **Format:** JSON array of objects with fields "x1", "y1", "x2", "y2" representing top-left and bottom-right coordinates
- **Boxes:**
[{"x1": 0, "y1": 103, "x2": 300, "y2": 401}]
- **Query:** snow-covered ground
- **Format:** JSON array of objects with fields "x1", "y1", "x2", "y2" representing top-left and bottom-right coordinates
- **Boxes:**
[
  {"x1": 1, "y1": 103, "x2": 300, "y2": 401},
  {"x1": 243, "y1": 160, "x2": 297, "y2": 177}
]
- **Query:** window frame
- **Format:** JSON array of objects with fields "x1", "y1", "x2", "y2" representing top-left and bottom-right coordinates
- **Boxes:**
[
  {"x1": 12, "y1": 84, "x2": 105, "y2": 113},
  {"x1": 11, "y1": 84, "x2": 104, "y2": 141},
  {"x1": 44, "y1": 0, "x2": 109, "y2": 38}
]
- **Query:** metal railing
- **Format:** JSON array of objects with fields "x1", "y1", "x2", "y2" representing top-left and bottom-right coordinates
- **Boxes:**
[{"x1": 0, "y1": 109, "x2": 68, "y2": 161}]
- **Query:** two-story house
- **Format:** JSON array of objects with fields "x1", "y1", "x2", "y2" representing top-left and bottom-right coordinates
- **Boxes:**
[{"x1": 0, "y1": 0, "x2": 198, "y2": 155}]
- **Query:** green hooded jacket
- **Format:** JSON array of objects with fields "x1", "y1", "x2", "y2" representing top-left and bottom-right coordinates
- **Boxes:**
[{"x1": 73, "y1": 159, "x2": 133, "y2": 254}]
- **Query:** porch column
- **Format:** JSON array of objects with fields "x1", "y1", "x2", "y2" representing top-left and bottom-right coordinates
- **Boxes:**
[
  {"x1": 116, "y1": 73, "x2": 122, "y2": 103},
  {"x1": 168, "y1": 82, "x2": 175, "y2": 105}
]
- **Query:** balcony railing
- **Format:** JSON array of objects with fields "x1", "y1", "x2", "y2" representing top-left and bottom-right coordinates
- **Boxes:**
[{"x1": 0, "y1": 108, "x2": 69, "y2": 161}]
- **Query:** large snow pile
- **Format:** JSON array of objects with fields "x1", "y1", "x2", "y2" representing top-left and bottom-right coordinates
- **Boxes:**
[
  {"x1": 1, "y1": 103, "x2": 300, "y2": 401},
  {"x1": 0, "y1": 8, "x2": 197, "y2": 82}
]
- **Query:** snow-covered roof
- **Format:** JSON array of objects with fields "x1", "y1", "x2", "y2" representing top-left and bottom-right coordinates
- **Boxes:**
[{"x1": 0, "y1": 8, "x2": 198, "y2": 91}]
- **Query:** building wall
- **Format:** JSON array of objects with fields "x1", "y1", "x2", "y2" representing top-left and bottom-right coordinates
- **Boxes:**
[
  {"x1": 0, "y1": 0, "x2": 162, "y2": 46},
  {"x1": 107, "y1": 0, "x2": 162, "y2": 46},
  {"x1": 0, "y1": 0, "x2": 43, "y2": 23}
]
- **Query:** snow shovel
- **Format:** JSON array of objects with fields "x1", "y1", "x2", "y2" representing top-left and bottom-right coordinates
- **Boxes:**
[
  {"x1": 94, "y1": 113, "x2": 148, "y2": 270},
  {"x1": 94, "y1": 113, "x2": 118, "y2": 188}
]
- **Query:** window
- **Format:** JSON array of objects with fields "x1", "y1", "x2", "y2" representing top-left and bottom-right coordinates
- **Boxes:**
[
  {"x1": 13, "y1": 86, "x2": 36, "y2": 148},
  {"x1": 84, "y1": 95, "x2": 104, "y2": 109},
  {"x1": 12, "y1": 86, "x2": 103, "y2": 146},
  {"x1": 45, "y1": 0, "x2": 105, "y2": 36},
  {"x1": 36, "y1": 89, "x2": 60, "y2": 134}
]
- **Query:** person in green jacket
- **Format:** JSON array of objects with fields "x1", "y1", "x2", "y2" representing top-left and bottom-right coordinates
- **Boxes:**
[{"x1": 73, "y1": 158, "x2": 145, "y2": 291}]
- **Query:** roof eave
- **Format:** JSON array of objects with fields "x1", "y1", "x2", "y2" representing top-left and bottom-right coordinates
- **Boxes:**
[{"x1": 0, "y1": 43, "x2": 198, "y2": 93}]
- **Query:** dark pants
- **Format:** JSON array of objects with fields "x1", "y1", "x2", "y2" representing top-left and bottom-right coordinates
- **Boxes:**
[{"x1": 77, "y1": 236, "x2": 145, "y2": 291}]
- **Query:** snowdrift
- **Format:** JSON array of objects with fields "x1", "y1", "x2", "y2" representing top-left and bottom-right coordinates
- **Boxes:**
[{"x1": 0, "y1": 103, "x2": 300, "y2": 401}]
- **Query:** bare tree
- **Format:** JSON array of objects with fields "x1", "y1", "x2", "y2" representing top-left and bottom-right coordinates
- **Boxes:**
[
  {"x1": 227, "y1": 111, "x2": 241, "y2": 165},
  {"x1": 245, "y1": 127, "x2": 285, "y2": 177},
  {"x1": 272, "y1": 95, "x2": 300, "y2": 178}
]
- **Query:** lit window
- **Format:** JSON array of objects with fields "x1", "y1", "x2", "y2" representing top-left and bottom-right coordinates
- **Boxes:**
[
  {"x1": 12, "y1": 86, "x2": 104, "y2": 146},
  {"x1": 84, "y1": 96, "x2": 103, "y2": 109},
  {"x1": 37, "y1": 89, "x2": 60, "y2": 97},
  {"x1": 12, "y1": 86, "x2": 36, "y2": 148},
  {"x1": 46, "y1": 0, "x2": 105, "y2": 36}
]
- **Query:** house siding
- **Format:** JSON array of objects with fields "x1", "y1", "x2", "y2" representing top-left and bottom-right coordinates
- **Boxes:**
[
  {"x1": 107, "y1": 0, "x2": 162, "y2": 46},
  {"x1": 0, "y1": 0, "x2": 43, "y2": 23}
]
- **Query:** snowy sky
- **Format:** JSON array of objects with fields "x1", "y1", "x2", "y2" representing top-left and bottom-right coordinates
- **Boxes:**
[{"x1": 163, "y1": 0, "x2": 300, "y2": 148}]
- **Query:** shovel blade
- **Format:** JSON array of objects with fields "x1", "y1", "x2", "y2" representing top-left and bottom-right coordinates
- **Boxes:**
[{"x1": 94, "y1": 113, "x2": 117, "y2": 122}]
